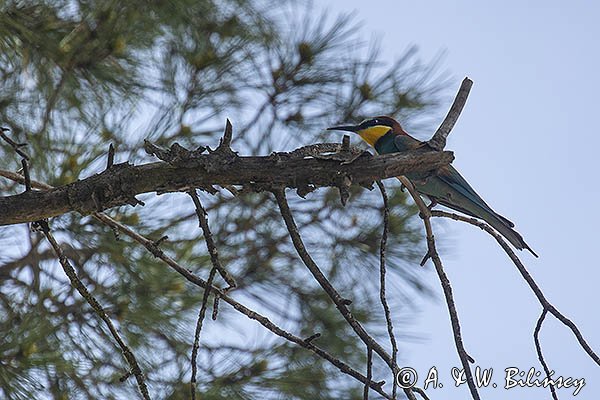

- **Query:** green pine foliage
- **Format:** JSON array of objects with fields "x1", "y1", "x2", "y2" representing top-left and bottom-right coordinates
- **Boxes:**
[{"x1": 0, "y1": 1, "x2": 447, "y2": 398}]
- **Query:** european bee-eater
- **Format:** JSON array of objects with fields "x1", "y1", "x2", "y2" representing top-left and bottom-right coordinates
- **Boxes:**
[{"x1": 328, "y1": 116, "x2": 537, "y2": 257}]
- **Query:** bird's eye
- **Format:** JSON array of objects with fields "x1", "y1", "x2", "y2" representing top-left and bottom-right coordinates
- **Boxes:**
[{"x1": 373, "y1": 119, "x2": 379, "y2": 124}]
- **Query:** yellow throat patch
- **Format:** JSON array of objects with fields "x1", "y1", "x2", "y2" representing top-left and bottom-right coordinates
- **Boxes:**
[{"x1": 357, "y1": 125, "x2": 392, "y2": 147}]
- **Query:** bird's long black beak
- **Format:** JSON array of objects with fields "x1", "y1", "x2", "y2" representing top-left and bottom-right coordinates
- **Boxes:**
[{"x1": 326, "y1": 125, "x2": 360, "y2": 133}]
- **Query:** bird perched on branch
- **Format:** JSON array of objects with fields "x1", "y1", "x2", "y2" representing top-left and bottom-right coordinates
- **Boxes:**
[{"x1": 328, "y1": 116, "x2": 537, "y2": 257}]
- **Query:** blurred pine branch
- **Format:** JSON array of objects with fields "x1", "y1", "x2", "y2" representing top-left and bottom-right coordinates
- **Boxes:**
[{"x1": 0, "y1": 0, "x2": 448, "y2": 399}]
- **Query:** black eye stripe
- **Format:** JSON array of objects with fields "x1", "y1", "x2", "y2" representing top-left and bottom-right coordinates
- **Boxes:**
[{"x1": 360, "y1": 118, "x2": 385, "y2": 129}]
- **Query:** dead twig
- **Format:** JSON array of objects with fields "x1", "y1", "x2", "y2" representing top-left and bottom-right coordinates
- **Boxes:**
[
  {"x1": 21, "y1": 159, "x2": 31, "y2": 192},
  {"x1": 363, "y1": 346, "x2": 373, "y2": 400},
  {"x1": 398, "y1": 177, "x2": 480, "y2": 400},
  {"x1": 534, "y1": 309, "x2": 559, "y2": 400},
  {"x1": 376, "y1": 181, "x2": 398, "y2": 399},
  {"x1": 39, "y1": 221, "x2": 150, "y2": 400},
  {"x1": 89, "y1": 212, "x2": 395, "y2": 399},
  {"x1": 190, "y1": 267, "x2": 217, "y2": 400},
  {"x1": 273, "y1": 187, "x2": 419, "y2": 400},
  {"x1": 188, "y1": 190, "x2": 237, "y2": 289},
  {"x1": 187, "y1": 189, "x2": 235, "y2": 398},
  {"x1": 0, "y1": 127, "x2": 30, "y2": 160},
  {"x1": 0, "y1": 169, "x2": 53, "y2": 190},
  {"x1": 431, "y1": 209, "x2": 600, "y2": 367},
  {"x1": 217, "y1": 118, "x2": 233, "y2": 150},
  {"x1": 0, "y1": 145, "x2": 453, "y2": 226},
  {"x1": 427, "y1": 77, "x2": 473, "y2": 151}
]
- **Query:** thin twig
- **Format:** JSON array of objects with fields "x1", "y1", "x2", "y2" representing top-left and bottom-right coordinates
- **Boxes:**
[
  {"x1": 431, "y1": 209, "x2": 600, "y2": 367},
  {"x1": 38, "y1": 70, "x2": 67, "y2": 135},
  {"x1": 21, "y1": 159, "x2": 31, "y2": 192},
  {"x1": 187, "y1": 190, "x2": 236, "y2": 290},
  {"x1": 0, "y1": 127, "x2": 30, "y2": 160},
  {"x1": 363, "y1": 346, "x2": 373, "y2": 400},
  {"x1": 428, "y1": 77, "x2": 473, "y2": 151},
  {"x1": 187, "y1": 189, "x2": 235, "y2": 398},
  {"x1": 274, "y1": 188, "x2": 390, "y2": 362},
  {"x1": 190, "y1": 267, "x2": 217, "y2": 400},
  {"x1": 211, "y1": 295, "x2": 220, "y2": 320},
  {"x1": 90, "y1": 212, "x2": 395, "y2": 399},
  {"x1": 534, "y1": 309, "x2": 559, "y2": 400},
  {"x1": 0, "y1": 169, "x2": 52, "y2": 190},
  {"x1": 40, "y1": 222, "x2": 150, "y2": 400},
  {"x1": 398, "y1": 177, "x2": 480, "y2": 400},
  {"x1": 376, "y1": 181, "x2": 398, "y2": 399},
  {"x1": 273, "y1": 188, "x2": 419, "y2": 400}
]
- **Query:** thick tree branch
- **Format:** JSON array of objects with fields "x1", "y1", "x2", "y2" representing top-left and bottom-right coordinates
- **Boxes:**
[{"x1": 0, "y1": 144, "x2": 453, "y2": 226}]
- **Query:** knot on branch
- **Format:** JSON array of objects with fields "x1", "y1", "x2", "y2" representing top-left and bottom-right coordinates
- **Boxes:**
[{"x1": 145, "y1": 120, "x2": 239, "y2": 169}]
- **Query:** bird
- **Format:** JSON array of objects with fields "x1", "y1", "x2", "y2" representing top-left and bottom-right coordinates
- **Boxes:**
[{"x1": 327, "y1": 116, "x2": 537, "y2": 257}]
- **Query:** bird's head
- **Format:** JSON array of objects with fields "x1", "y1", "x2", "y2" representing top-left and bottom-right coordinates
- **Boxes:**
[{"x1": 327, "y1": 116, "x2": 405, "y2": 147}]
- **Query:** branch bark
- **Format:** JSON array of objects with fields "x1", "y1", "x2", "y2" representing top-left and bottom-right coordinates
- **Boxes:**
[
  {"x1": 0, "y1": 145, "x2": 453, "y2": 226},
  {"x1": 428, "y1": 77, "x2": 473, "y2": 151}
]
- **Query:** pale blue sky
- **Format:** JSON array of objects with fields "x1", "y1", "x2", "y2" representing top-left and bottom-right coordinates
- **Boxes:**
[{"x1": 325, "y1": 1, "x2": 600, "y2": 398}]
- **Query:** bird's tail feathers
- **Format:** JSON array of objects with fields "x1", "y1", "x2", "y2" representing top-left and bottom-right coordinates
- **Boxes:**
[
  {"x1": 437, "y1": 199, "x2": 538, "y2": 257},
  {"x1": 483, "y1": 212, "x2": 538, "y2": 258}
]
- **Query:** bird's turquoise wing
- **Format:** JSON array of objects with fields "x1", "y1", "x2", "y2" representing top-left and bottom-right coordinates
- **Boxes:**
[
  {"x1": 392, "y1": 134, "x2": 423, "y2": 152},
  {"x1": 436, "y1": 166, "x2": 515, "y2": 228},
  {"x1": 391, "y1": 135, "x2": 514, "y2": 228},
  {"x1": 388, "y1": 134, "x2": 535, "y2": 255}
]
